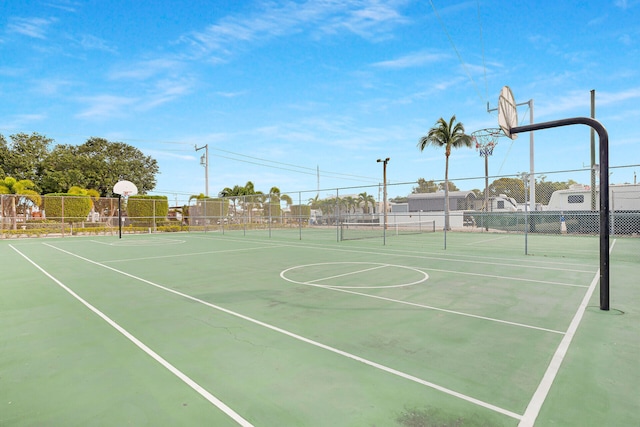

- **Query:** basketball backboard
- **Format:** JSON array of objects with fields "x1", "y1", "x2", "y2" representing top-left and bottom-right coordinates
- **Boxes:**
[
  {"x1": 498, "y1": 86, "x2": 518, "y2": 140},
  {"x1": 113, "y1": 180, "x2": 138, "y2": 196}
]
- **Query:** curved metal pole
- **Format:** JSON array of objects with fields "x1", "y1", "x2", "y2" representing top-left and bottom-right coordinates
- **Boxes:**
[{"x1": 511, "y1": 117, "x2": 609, "y2": 310}]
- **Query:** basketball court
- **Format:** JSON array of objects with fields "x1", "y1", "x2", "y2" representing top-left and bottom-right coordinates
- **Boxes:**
[{"x1": 2, "y1": 228, "x2": 638, "y2": 426}]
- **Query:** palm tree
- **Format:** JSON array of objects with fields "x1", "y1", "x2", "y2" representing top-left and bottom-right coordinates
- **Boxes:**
[
  {"x1": 358, "y1": 192, "x2": 376, "y2": 215},
  {"x1": 220, "y1": 185, "x2": 243, "y2": 216},
  {"x1": 188, "y1": 193, "x2": 207, "y2": 204},
  {"x1": 418, "y1": 115, "x2": 472, "y2": 230},
  {"x1": 0, "y1": 177, "x2": 42, "y2": 230},
  {"x1": 280, "y1": 193, "x2": 293, "y2": 208},
  {"x1": 308, "y1": 194, "x2": 320, "y2": 210},
  {"x1": 280, "y1": 194, "x2": 293, "y2": 222},
  {"x1": 341, "y1": 196, "x2": 357, "y2": 220}
]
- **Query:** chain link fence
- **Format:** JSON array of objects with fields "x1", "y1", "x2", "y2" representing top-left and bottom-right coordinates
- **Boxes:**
[{"x1": 2, "y1": 165, "x2": 639, "y2": 240}]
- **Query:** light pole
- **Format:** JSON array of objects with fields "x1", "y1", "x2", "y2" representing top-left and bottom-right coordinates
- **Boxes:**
[
  {"x1": 377, "y1": 158, "x2": 390, "y2": 243},
  {"x1": 195, "y1": 144, "x2": 209, "y2": 197}
]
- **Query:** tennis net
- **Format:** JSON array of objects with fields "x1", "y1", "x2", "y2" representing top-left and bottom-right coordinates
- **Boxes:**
[{"x1": 340, "y1": 220, "x2": 436, "y2": 241}]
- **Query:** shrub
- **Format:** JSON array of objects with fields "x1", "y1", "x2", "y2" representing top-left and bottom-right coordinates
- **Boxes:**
[
  {"x1": 44, "y1": 194, "x2": 92, "y2": 222},
  {"x1": 127, "y1": 195, "x2": 169, "y2": 226}
]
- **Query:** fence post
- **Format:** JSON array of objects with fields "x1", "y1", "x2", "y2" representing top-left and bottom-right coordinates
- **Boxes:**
[{"x1": 61, "y1": 196, "x2": 65, "y2": 237}]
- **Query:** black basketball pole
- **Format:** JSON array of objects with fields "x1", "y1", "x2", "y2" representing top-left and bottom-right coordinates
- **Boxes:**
[
  {"x1": 511, "y1": 117, "x2": 609, "y2": 310},
  {"x1": 118, "y1": 194, "x2": 122, "y2": 239}
]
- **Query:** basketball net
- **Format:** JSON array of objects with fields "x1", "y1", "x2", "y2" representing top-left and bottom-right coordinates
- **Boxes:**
[{"x1": 471, "y1": 128, "x2": 502, "y2": 158}]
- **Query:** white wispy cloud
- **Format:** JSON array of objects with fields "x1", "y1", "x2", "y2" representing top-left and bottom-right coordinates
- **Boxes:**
[
  {"x1": 178, "y1": 0, "x2": 411, "y2": 60},
  {"x1": 76, "y1": 34, "x2": 117, "y2": 53},
  {"x1": 372, "y1": 51, "x2": 449, "y2": 69},
  {"x1": 109, "y1": 59, "x2": 184, "y2": 80},
  {"x1": 0, "y1": 113, "x2": 47, "y2": 131},
  {"x1": 75, "y1": 95, "x2": 138, "y2": 119},
  {"x1": 613, "y1": 0, "x2": 637, "y2": 9},
  {"x1": 216, "y1": 90, "x2": 249, "y2": 98},
  {"x1": 7, "y1": 17, "x2": 57, "y2": 39},
  {"x1": 43, "y1": 1, "x2": 81, "y2": 13},
  {"x1": 145, "y1": 149, "x2": 196, "y2": 161},
  {"x1": 31, "y1": 78, "x2": 75, "y2": 96},
  {"x1": 138, "y1": 79, "x2": 193, "y2": 110},
  {"x1": 536, "y1": 87, "x2": 640, "y2": 119}
]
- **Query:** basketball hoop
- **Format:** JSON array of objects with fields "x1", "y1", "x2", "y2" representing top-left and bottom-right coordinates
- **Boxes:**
[
  {"x1": 498, "y1": 86, "x2": 518, "y2": 140},
  {"x1": 113, "y1": 180, "x2": 138, "y2": 197},
  {"x1": 472, "y1": 128, "x2": 503, "y2": 158},
  {"x1": 112, "y1": 180, "x2": 138, "y2": 240}
]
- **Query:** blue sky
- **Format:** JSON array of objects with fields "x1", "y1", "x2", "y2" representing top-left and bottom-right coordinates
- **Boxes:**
[{"x1": 1, "y1": 0, "x2": 639, "y2": 203}]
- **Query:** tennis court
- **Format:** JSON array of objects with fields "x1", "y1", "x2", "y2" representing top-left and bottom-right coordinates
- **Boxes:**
[{"x1": 2, "y1": 230, "x2": 638, "y2": 426}]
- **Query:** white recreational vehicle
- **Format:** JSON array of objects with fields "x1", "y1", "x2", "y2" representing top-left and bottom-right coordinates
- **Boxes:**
[
  {"x1": 487, "y1": 194, "x2": 519, "y2": 212},
  {"x1": 546, "y1": 184, "x2": 640, "y2": 211}
]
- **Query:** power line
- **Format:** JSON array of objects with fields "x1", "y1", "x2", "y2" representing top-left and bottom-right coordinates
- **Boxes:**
[
  {"x1": 476, "y1": 0, "x2": 488, "y2": 101},
  {"x1": 214, "y1": 154, "x2": 379, "y2": 184},
  {"x1": 212, "y1": 148, "x2": 380, "y2": 182},
  {"x1": 428, "y1": 0, "x2": 485, "y2": 104},
  {"x1": 1, "y1": 128, "x2": 381, "y2": 183}
]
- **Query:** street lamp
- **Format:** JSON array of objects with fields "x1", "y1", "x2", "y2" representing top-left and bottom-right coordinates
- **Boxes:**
[{"x1": 377, "y1": 157, "x2": 390, "y2": 244}]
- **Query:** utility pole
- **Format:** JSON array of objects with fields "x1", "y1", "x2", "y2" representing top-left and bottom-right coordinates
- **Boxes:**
[{"x1": 195, "y1": 144, "x2": 209, "y2": 197}]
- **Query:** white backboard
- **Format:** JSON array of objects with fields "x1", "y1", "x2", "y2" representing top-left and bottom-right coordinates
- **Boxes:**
[
  {"x1": 113, "y1": 180, "x2": 138, "y2": 196},
  {"x1": 498, "y1": 86, "x2": 518, "y2": 140}
]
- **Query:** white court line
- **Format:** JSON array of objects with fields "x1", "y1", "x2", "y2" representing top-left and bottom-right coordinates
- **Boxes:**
[
  {"x1": 9, "y1": 244, "x2": 253, "y2": 427},
  {"x1": 324, "y1": 287, "x2": 565, "y2": 335},
  {"x1": 425, "y1": 267, "x2": 588, "y2": 288},
  {"x1": 99, "y1": 245, "x2": 288, "y2": 264},
  {"x1": 195, "y1": 234, "x2": 596, "y2": 272},
  {"x1": 305, "y1": 264, "x2": 389, "y2": 284},
  {"x1": 90, "y1": 237, "x2": 186, "y2": 246},
  {"x1": 195, "y1": 234, "x2": 595, "y2": 276},
  {"x1": 517, "y1": 239, "x2": 617, "y2": 427},
  {"x1": 465, "y1": 235, "x2": 510, "y2": 245},
  {"x1": 43, "y1": 242, "x2": 523, "y2": 422}
]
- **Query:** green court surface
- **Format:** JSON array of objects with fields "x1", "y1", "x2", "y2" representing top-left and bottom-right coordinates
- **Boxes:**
[{"x1": 1, "y1": 230, "x2": 638, "y2": 426}]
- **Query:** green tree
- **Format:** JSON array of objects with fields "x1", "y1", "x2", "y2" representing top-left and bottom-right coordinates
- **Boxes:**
[
  {"x1": 438, "y1": 181, "x2": 460, "y2": 192},
  {"x1": 413, "y1": 178, "x2": 439, "y2": 193},
  {"x1": 358, "y1": 192, "x2": 376, "y2": 214},
  {"x1": 38, "y1": 138, "x2": 159, "y2": 196},
  {"x1": 2, "y1": 133, "x2": 53, "y2": 191},
  {"x1": 280, "y1": 193, "x2": 293, "y2": 208},
  {"x1": 341, "y1": 195, "x2": 357, "y2": 219},
  {"x1": 535, "y1": 176, "x2": 574, "y2": 205},
  {"x1": 280, "y1": 193, "x2": 293, "y2": 221},
  {"x1": 489, "y1": 177, "x2": 525, "y2": 203},
  {"x1": 0, "y1": 134, "x2": 9, "y2": 178},
  {"x1": 307, "y1": 194, "x2": 320, "y2": 210},
  {"x1": 0, "y1": 177, "x2": 42, "y2": 230},
  {"x1": 75, "y1": 138, "x2": 158, "y2": 196},
  {"x1": 220, "y1": 185, "x2": 245, "y2": 216},
  {"x1": 189, "y1": 193, "x2": 208, "y2": 204},
  {"x1": 418, "y1": 115, "x2": 472, "y2": 230},
  {"x1": 39, "y1": 144, "x2": 88, "y2": 194}
]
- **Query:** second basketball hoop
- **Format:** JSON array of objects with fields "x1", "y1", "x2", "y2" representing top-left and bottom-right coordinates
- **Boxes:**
[{"x1": 472, "y1": 128, "x2": 503, "y2": 157}]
